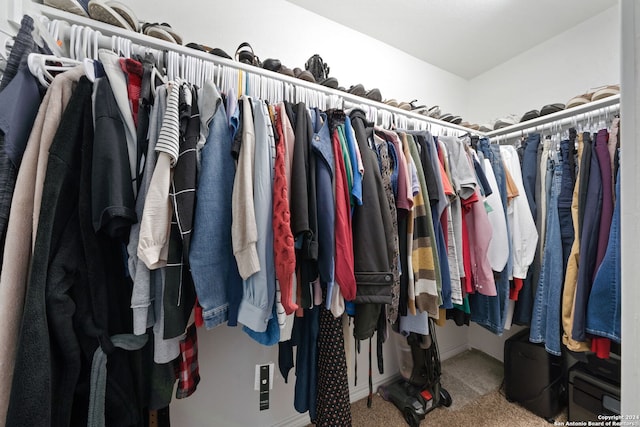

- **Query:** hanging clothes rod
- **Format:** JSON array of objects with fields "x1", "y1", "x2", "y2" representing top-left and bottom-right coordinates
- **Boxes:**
[
  {"x1": 484, "y1": 94, "x2": 620, "y2": 141},
  {"x1": 30, "y1": 2, "x2": 479, "y2": 136}
]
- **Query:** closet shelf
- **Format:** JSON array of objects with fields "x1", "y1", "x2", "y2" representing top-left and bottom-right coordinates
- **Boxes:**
[
  {"x1": 485, "y1": 94, "x2": 620, "y2": 140},
  {"x1": 30, "y1": 2, "x2": 477, "y2": 136}
]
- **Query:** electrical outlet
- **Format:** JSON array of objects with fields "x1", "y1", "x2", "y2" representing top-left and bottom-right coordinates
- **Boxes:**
[{"x1": 254, "y1": 363, "x2": 274, "y2": 391}]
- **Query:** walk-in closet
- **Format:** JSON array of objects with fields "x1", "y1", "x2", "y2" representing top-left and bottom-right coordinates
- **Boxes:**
[{"x1": 0, "y1": 0, "x2": 636, "y2": 426}]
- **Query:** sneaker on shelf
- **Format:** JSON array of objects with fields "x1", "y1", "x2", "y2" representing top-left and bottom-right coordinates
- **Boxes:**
[
  {"x1": 492, "y1": 114, "x2": 520, "y2": 130},
  {"x1": 44, "y1": 0, "x2": 89, "y2": 17},
  {"x1": 591, "y1": 84, "x2": 619, "y2": 101},
  {"x1": 540, "y1": 103, "x2": 565, "y2": 116},
  {"x1": 520, "y1": 109, "x2": 540, "y2": 122},
  {"x1": 566, "y1": 93, "x2": 593, "y2": 110}
]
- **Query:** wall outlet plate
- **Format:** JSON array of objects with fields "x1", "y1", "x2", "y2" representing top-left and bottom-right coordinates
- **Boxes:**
[{"x1": 254, "y1": 363, "x2": 274, "y2": 391}]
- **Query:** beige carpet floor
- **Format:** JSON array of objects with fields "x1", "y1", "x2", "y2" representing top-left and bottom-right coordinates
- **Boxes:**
[{"x1": 347, "y1": 349, "x2": 568, "y2": 426}]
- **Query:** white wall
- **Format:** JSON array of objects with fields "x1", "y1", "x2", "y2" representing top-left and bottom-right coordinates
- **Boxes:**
[
  {"x1": 124, "y1": 0, "x2": 470, "y2": 118},
  {"x1": 467, "y1": 5, "x2": 620, "y2": 126}
]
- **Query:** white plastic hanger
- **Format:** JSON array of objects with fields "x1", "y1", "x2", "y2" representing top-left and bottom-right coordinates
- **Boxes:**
[
  {"x1": 32, "y1": 15, "x2": 64, "y2": 57},
  {"x1": 27, "y1": 53, "x2": 81, "y2": 87}
]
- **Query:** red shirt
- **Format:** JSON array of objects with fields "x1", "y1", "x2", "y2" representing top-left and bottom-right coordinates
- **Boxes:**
[{"x1": 332, "y1": 129, "x2": 356, "y2": 301}]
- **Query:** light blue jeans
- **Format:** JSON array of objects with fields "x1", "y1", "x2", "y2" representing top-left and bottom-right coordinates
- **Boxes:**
[
  {"x1": 469, "y1": 139, "x2": 511, "y2": 334},
  {"x1": 530, "y1": 155, "x2": 563, "y2": 355}
]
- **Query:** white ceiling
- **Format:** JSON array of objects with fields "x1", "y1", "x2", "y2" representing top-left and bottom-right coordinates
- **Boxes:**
[{"x1": 286, "y1": 0, "x2": 618, "y2": 79}]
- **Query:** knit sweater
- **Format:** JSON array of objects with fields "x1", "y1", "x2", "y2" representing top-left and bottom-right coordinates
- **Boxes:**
[
  {"x1": 405, "y1": 134, "x2": 439, "y2": 317},
  {"x1": 272, "y1": 107, "x2": 297, "y2": 314}
]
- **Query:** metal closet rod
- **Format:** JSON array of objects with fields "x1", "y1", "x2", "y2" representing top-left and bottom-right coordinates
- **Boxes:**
[
  {"x1": 32, "y1": 2, "x2": 477, "y2": 135},
  {"x1": 484, "y1": 94, "x2": 620, "y2": 141}
]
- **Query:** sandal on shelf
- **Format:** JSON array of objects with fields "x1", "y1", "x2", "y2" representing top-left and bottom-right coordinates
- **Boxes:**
[
  {"x1": 44, "y1": 0, "x2": 90, "y2": 17},
  {"x1": 235, "y1": 42, "x2": 261, "y2": 67}
]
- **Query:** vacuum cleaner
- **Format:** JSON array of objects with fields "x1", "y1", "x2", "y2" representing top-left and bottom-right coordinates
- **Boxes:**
[{"x1": 378, "y1": 317, "x2": 452, "y2": 426}]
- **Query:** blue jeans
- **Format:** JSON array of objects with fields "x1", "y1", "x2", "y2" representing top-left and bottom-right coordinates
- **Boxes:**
[
  {"x1": 470, "y1": 139, "x2": 511, "y2": 334},
  {"x1": 521, "y1": 134, "x2": 541, "y2": 218},
  {"x1": 558, "y1": 140, "x2": 575, "y2": 274},
  {"x1": 572, "y1": 142, "x2": 603, "y2": 342},
  {"x1": 530, "y1": 156, "x2": 563, "y2": 355},
  {"x1": 514, "y1": 136, "x2": 543, "y2": 325},
  {"x1": 586, "y1": 169, "x2": 621, "y2": 342}
]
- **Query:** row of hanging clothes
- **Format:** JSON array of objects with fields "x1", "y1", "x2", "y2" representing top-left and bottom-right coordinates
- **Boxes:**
[
  {"x1": 0, "y1": 15, "x2": 477, "y2": 427},
  {"x1": 0, "y1": 12, "x2": 622, "y2": 427},
  {"x1": 496, "y1": 111, "x2": 621, "y2": 359}
]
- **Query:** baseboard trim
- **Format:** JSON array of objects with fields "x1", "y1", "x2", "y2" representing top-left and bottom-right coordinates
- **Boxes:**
[{"x1": 440, "y1": 343, "x2": 472, "y2": 361}]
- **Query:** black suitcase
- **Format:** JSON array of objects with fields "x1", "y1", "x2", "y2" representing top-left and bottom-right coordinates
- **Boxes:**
[
  {"x1": 503, "y1": 328, "x2": 565, "y2": 419},
  {"x1": 568, "y1": 362, "x2": 620, "y2": 422}
]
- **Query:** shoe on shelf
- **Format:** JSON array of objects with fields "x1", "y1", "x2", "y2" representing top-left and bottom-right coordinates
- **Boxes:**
[
  {"x1": 384, "y1": 99, "x2": 399, "y2": 108},
  {"x1": 449, "y1": 115, "x2": 463, "y2": 125},
  {"x1": 320, "y1": 77, "x2": 339, "y2": 89},
  {"x1": 88, "y1": 0, "x2": 134, "y2": 31},
  {"x1": 520, "y1": 109, "x2": 540, "y2": 122},
  {"x1": 235, "y1": 42, "x2": 261, "y2": 66},
  {"x1": 294, "y1": 68, "x2": 315, "y2": 82},
  {"x1": 566, "y1": 93, "x2": 593, "y2": 109},
  {"x1": 278, "y1": 65, "x2": 295, "y2": 77},
  {"x1": 493, "y1": 117, "x2": 516, "y2": 130},
  {"x1": 427, "y1": 105, "x2": 441, "y2": 119},
  {"x1": 439, "y1": 113, "x2": 454, "y2": 122},
  {"x1": 540, "y1": 103, "x2": 565, "y2": 116},
  {"x1": 262, "y1": 58, "x2": 282, "y2": 72},
  {"x1": 366, "y1": 88, "x2": 382, "y2": 102},
  {"x1": 186, "y1": 43, "x2": 233, "y2": 59},
  {"x1": 479, "y1": 124, "x2": 492, "y2": 133},
  {"x1": 347, "y1": 84, "x2": 366, "y2": 97},
  {"x1": 108, "y1": 1, "x2": 139, "y2": 31},
  {"x1": 44, "y1": 0, "x2": 89, "y2": 17},
  {"x1": 142, "y1": 23, "x2": 182, "y2": 44},
  {"x1": 591, "y1": 84, "x2": 619, "y2": 101},
  {"x1": 413, "y1": 106, "x2": 430, "y2": 115}
]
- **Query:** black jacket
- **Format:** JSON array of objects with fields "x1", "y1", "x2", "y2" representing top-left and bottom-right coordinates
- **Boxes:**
[
  {"x1": 7, "y1": 77, "x2": 142, "y2": 427},
  {"x1": 349, "y1": 110, "x2": 394, "y2": 340},
  {"x1": 289, "y1": 102, "x2": 318, "y2": 308}
]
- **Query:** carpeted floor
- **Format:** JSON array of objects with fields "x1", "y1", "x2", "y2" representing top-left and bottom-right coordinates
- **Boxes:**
[{"x1": 348, "y1": 349, "x2": 568, "y2": 426}]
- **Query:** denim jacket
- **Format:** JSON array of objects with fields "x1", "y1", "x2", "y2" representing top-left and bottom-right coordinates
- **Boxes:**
[{"x1": 189, "y1": 83, "x2": 242, "y2": 329}]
